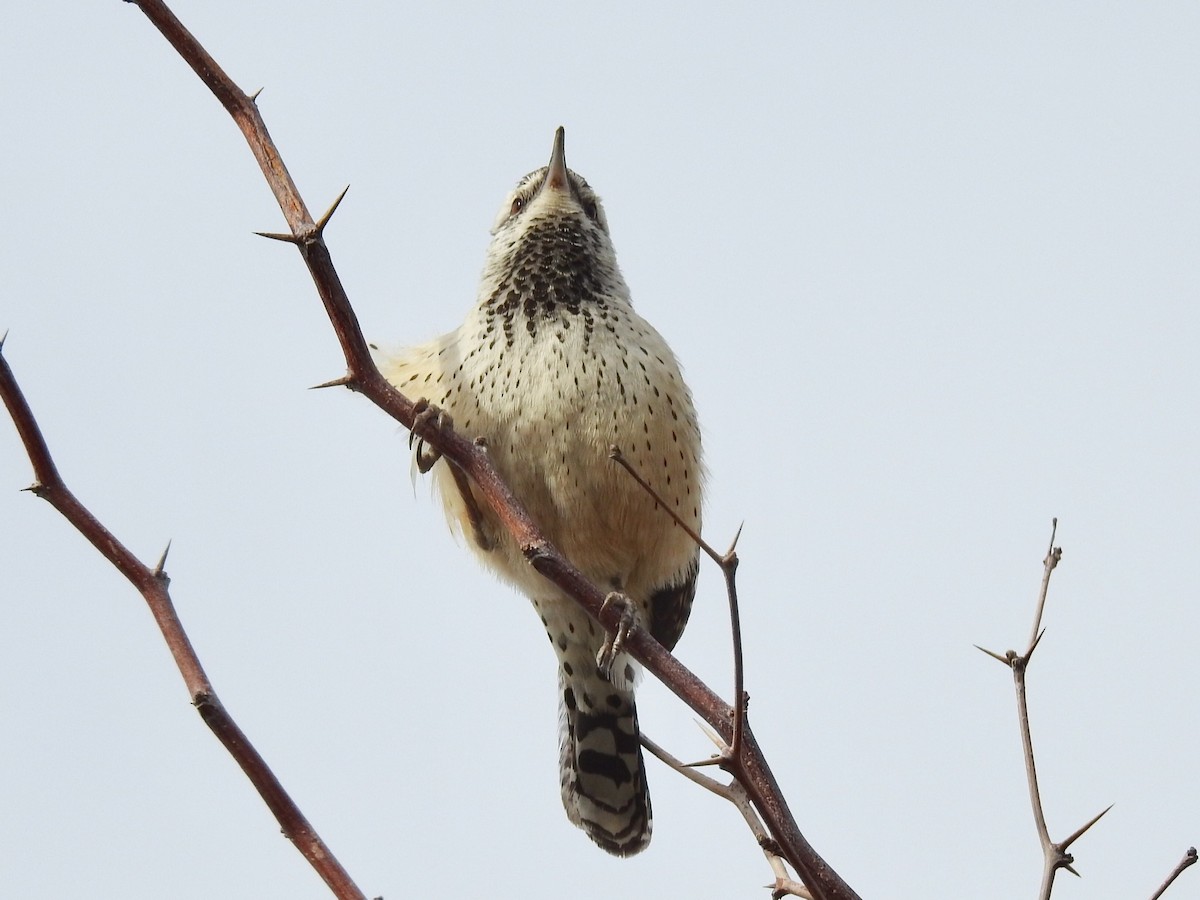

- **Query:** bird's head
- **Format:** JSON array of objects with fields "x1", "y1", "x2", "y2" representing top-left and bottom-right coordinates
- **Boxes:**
[{"x1": 490, "y1": 127, "x2": 611, "y2": 239}]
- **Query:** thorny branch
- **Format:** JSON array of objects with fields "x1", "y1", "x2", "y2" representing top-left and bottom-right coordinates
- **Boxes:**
[
  {"x1": 0, "y1": 340, "x2": 367, "y2": 900},
  {"x1": 976, "y1": 521, "x2": 1114, "y2": 900},
  {"x1": 610, "y1": 446, "x2": 748, "y2": 760},
  {"x1": 611, "y1": 446, "x2": 794, "y2": 888},
  {"x1": 3, "y1": 2, "x2": 867, "y2": 899},
  {"x1": 642, "y1": 733, "x2": 811, "y2": 900}
]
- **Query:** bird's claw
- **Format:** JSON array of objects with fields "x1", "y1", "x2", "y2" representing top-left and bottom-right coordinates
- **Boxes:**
[
  {"x1": 410, "y1": 398, "x2": 452, "y2": 474},
  {"x1": 596, "y1": 592, "x2": 637, "y2": 681}
]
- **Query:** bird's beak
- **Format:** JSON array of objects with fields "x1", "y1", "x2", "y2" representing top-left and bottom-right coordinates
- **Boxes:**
[{"x1": 543, "y1": 126, "x2": 569, "y2": 193}]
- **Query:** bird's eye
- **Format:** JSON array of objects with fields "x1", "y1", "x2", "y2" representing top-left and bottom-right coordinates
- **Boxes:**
[
  {"x1": 510, "y1": 197, "x2": 525, "y2": 215},
  {"x1": 581, "y1": 200, "x2": 598, "y2": 221}
]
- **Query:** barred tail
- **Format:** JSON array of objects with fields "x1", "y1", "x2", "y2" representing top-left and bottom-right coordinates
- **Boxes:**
[{"x1": 558, "y1": 662, "x2": 651, "y2": 856}]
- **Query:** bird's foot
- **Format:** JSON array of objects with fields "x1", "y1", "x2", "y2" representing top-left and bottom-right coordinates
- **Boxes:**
[
  {"x1": 596, "y1": 592, "x2": 637, "y2": 680},
  {"x1": 410, "y1": 400, "x2": 495, "y2": 552},
  {"x1": 409, "y1": 398, "x2": 451, "y2": 473}
]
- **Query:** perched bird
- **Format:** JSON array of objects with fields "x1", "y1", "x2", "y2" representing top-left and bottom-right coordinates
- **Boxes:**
[{"x1": 378, "y1": 128, "x2": 703, "y2": 856}]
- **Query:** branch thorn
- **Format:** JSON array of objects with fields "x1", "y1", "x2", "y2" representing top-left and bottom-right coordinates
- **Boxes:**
[
  {"x1": 309, "y1": 374, "x2": 356, "y2": 391},
  {"x1": 248, "y1": 86, "x2": 264, "y2": 102},
  {"x1": 692, "y1": 718, "x2": 735, "y2": 768},
  {"x1": 682, "y1": 756, "x2": 726, "y2": 769},
  {"x1": 154, "y1": 540, "x2": 172, "y2": 578},
  {"x1": 1027, "y1": 627, "x2": 1046, "y2": 658},
  {"x1": 1061, "y1": 803, "x2": 1113, "y2": 850},
  {"x1": 726, "y1": 520, "x2": 745, "y2": 556},
  {"x1": 973, "y1": 644, "x2": 1010, "y2": 665},
  {"x1": 254, "y1": 229, "x2": 300, "y2": 244},
  {"x1": 314, "y1": 185, "x2": 350, "y2": 237}
]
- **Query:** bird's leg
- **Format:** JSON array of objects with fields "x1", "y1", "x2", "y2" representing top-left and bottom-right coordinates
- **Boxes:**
[
  {"x1": 596, "y1": 591, "x2": 638, "y2": 680},
  {"x1": 449, "y1": 461, "x2": 495, "y2": 552},
  {"x1": 409, "y1": 399, "x2": 495, "y2": 552}
]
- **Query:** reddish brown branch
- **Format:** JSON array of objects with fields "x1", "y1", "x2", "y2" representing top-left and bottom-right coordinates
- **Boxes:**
[
  {"x1": 111, "y1": 3, "x2": 859, "y2": 897},
  {"x1": 0, "y1": 346, "x2": 367, "y2": 900}
]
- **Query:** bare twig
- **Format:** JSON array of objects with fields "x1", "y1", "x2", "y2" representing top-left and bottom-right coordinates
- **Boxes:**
[
  {"x1": 977, "y1": 521, "x2": 1109, "y2": 900},
  {"x1": 1027, "y1": 517, "x2": 1062, "y2": 650},
  {"x1": 722, "y1": 527, "x2": 747, "y2": 760},
  {"x1": 608, "y1": 445, "x2": 712, "y2": 557},
  {"x1": 1149, "y1": 847, "x2": 1198, "y2": 900},
  {"x1": 609, "y1": 445, "x2": 749, "y2": 759},
  {"x1": 0, "y1": 344, "x2": 367, "y2": 900},
  {"x1": 642, "y1": 734, "x2": 811, "y2": 900}
]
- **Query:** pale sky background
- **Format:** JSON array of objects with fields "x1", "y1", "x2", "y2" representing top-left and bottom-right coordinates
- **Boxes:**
[{"x1": 2, "y1": 3, "x2": 1197, "y2": 899}]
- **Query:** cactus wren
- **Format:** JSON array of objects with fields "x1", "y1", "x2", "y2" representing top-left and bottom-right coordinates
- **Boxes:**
[{"x1": 378, "y1": 128, "x2": 703, "y2": 856}]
